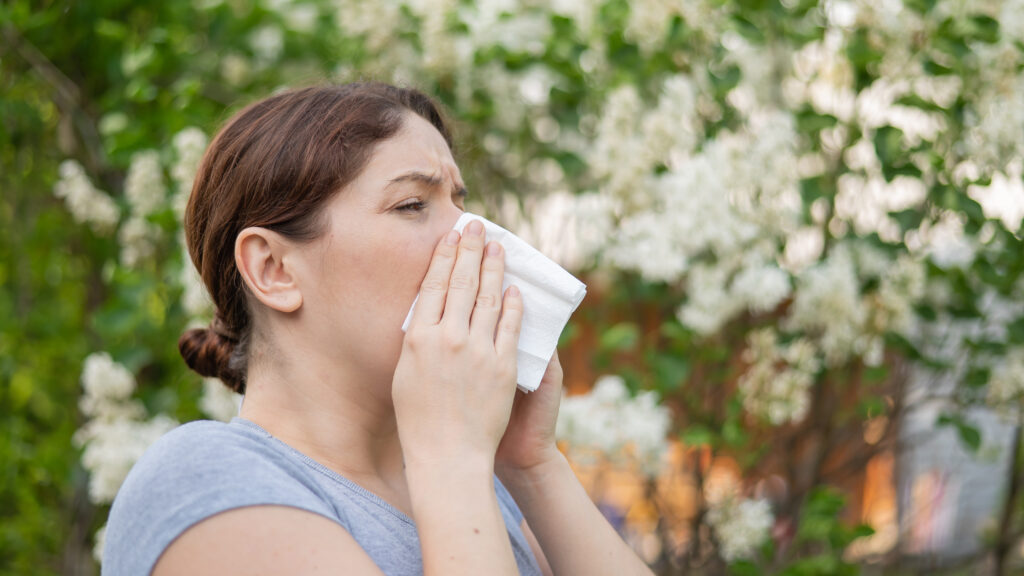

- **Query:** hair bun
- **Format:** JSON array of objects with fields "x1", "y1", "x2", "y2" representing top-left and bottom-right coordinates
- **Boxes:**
[{"x1": 178, "y1": 326, "x2": 245, "y2": 394}]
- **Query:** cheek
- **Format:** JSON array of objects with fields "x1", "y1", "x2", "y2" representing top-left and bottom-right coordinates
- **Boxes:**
[{"x1": 351, "y1": 229, "x2": 440, "y2": 305}]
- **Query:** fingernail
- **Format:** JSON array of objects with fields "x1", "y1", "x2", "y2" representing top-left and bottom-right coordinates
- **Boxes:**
[
  {"x1": 486, "y1": 242, "x2": 502, "y2": 256},
  {"x1": 445, "y1": 230, "x2": 460, "y2": 245},
  {"x1": 508, "y1": 285, "x2": 520, "y2": 297},
  {"x1": 466, "y1": 220, "x2": 484, "y2": 236}
]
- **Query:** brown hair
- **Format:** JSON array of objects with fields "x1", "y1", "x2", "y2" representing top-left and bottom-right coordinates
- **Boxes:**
[{"x1": 179, "y1": 82, "x2": 454, "y2": 394}]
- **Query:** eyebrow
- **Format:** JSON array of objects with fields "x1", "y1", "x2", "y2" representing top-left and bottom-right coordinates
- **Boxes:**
[{"x1": 386, "y1": 170, "x2": 468, "y2": 197}]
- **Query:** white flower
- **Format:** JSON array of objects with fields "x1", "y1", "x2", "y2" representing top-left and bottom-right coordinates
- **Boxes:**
[
  {"x1": 54, "y1": 160, "x2": 121, "y2": 233},
  {"x1": 93, "y1": 524, "x2": 107, "y2": 564},
  {"x1": 642, "y1": 74, "x2": 701, "y2": 165},
  {"x1": 249, "y1": 25, "x2": 284, "y2": 65},
  {"x1": 171, "y1": 127, "x2": 208, "y2": 219},
  {"x1": 181, "y1": 256, "x2": 213, "y2": 318},
  {"x1": 220, "y1": 52, "x2": 252, "y2": 86},
  {"x1": 1001, "y1": 0, "x2": 1024, "y2": 44},
  {"x1": 332, "y1": 0, "x2": 402, "y2": 52},
  {"x1": 787, "y1": 246, "x2": 867, "y2": 365},
  {"x1": 124, "y1": 150, "x2": 166, "y2": 217},
  {"x1": 74, "y1": 415, "x2": 177, "y2": 504},
  {"x1": 926, "y1": 214, "x2": 976, "y2": 270},
  {"x1": 80, "y1": 353, "x2": 136, "y2": 408},
  {"x1": 987, "y1": 348, "x2": 1024, "y2": 422},
  {"x1": 877, "y1": 254, "x2": 926, "y2": 336},
  {"x1": 118, "y1": 216, "x2": 159, "y2": 268},
  {"x1": 706, "y1": 496, "x2": 774, "y2": 562},
  {"x1": 678, "y1": 264, "x2": 741, "y2": 335},
  {"x1": 731, "y1": 264, "x2": 792, "y2": 314},
  {"x1": 200, "y1": 378, "x2": 243, "y2": 422},
  {"x1": 738, "y1": 329, "x2": 819, "y2": 425},
  {"x1": 556, "y1": 375, "x2": 671, "y2": 477}
]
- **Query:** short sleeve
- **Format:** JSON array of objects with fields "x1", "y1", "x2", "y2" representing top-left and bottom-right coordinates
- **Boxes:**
[
  {"x1": 101, "y1": 421, "x2": 340, "y2": 576},
  {"x1": 493, "y1": 474, "x2": 525, "y2": 525}
]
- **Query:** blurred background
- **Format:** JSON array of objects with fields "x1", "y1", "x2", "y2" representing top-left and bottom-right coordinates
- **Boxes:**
[{"x1": 2, "y1": 0, "x2": 1024, "y2": 574}]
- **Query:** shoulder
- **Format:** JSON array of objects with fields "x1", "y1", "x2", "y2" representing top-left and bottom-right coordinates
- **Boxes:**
[{"x1": 102, "y1": 419, "x2": 339, "y2": 576}]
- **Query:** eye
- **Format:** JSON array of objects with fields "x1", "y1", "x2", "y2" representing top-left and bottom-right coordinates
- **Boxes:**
[{"x1": 396, "y1": 200, "x2": 427, "y2": 213}]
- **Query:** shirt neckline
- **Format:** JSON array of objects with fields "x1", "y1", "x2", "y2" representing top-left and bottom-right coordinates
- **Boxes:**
[{"x1": 229, "y1": 416, "x2": 417, "y2": 527}]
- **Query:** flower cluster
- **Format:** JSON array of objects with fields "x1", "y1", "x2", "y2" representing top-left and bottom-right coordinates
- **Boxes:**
[
  {"x1": 120, "y1": 150, "x2": 167, "y2": 267},
  {"x1": 73, "y1": 353, "x2": 178, "y2": 505},
  {"x1": 199, "y1": 377, "x2": 242, "y2": 422},
  {"x1": 705, "y1": 495, "x2": 775, "y2": 562},
  {"x1": 556, "y1": 375, "x2": 671, "y2": 477},
  {"x1": 738, "y1": 329, "x2": 822, "y2": 426},
  {"x1": 53, "y1": 161, "x2": 120, "y2": 233},
  {"x1": 170, "y1": 127, "x2": 208, "y2": 219},
  {"x1": 987, "y1": 348, "x2": 1024, "y2": 422}
]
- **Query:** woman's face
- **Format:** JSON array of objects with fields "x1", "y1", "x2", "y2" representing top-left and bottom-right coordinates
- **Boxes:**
[{"x1": 293, "y1": 112, "x2": 468, "y2": 386}]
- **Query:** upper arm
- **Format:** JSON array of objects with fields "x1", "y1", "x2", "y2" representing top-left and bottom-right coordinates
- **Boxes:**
[
  {"x1": 520, "y1": 518, "x2": 554, "y2": 576},
  {"x1": 152, "y1": 505, "x2": 386, "y2": 576}
]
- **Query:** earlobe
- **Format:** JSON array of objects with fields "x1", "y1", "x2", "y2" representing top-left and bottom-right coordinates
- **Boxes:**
[{"x1": 235, "y1": 227, "x2": 303, "y2": 313}]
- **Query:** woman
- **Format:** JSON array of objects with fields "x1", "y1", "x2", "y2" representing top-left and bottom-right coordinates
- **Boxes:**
[{"x1": 103, "y1": 82, "x2": 655, "y2": 576}]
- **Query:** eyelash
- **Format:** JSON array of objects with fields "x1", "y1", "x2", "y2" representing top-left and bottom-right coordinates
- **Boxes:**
[
  {"x1": 397, "y1": 200, "x2": 427, "y2": 212},
  {"x1": 396, "y1": 189, "x2": 468, "y2": 213}
]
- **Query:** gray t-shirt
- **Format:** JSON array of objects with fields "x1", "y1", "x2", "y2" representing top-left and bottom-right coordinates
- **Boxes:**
[{"x1": 102, "y1": 417, "x2": 543, "y2": 576}]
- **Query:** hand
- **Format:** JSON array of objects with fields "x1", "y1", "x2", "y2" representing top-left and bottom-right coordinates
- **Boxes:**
[
  {"x1": 494, "y1": 351, "x2": 565, "y2": 476},
  {"x1": 392, "y1": 220, "x2": 523, "y2": 468}
]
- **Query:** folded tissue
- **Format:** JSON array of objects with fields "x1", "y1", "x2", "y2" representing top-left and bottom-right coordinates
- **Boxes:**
[{"x1": 401, "y1": 212, "x2": 587, "y2": 393}]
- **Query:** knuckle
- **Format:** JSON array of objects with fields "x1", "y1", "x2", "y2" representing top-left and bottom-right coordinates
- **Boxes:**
[
  {"x1": 500, "y1": 318, "x2": 521, "y2": 335},
  {"x1": 449, "y1": 273, "x2": 478, "y2": 291},
  {"x1": 420, "y1": 278, "x2": 447, "y2": 293},
  {"x1": 475, "y1": 293, "x2": 499, "y2": 309},
  {"x1": 403, "y1": 329, "x2": 426, "y2": 351},
  {"x1": 442, "y1": 327, "x2": 468, "y2": 351}
]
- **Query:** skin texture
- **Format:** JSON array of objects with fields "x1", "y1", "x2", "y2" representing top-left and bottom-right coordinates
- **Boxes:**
[{"x1": 154, "y1": 111, "x2": 652, "y2": 576}]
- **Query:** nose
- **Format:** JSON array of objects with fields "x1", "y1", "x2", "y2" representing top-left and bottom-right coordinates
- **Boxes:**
[{"x1": 438, "y1": 193, "x2": 465, "y2": 235}]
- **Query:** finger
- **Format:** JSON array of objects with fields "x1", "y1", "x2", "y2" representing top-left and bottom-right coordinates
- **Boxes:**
[
  {"x1": 441, "y1": 219, "x2": 486, "y2": 328},
  {"x1": 495, "y1": 285, "x2": 523, "y2": 361},
  {"x1": 469, "y1": 241, "x2": 505, "y2": 341},
  {"x1": 408, "y1": 229, "x2": 461, "y2": 328}
]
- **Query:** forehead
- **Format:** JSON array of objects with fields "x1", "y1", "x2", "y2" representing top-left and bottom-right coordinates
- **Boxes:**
[{"x1": 359, "y1": 113, "x2": 462, "y2": 185}]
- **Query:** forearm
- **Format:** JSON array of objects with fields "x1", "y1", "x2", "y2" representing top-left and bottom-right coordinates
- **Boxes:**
[
  {"x1": 498, "y1": 451, "x2": 656, "y2": 576},
  {"x1": 406, "y1": 456, "x2": 518, "y2": 576}
]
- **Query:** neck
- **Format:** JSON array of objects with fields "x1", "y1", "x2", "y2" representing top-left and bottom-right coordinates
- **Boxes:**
[{"x1": 238, "y1": 351, "x2": 407, "y2": 490}]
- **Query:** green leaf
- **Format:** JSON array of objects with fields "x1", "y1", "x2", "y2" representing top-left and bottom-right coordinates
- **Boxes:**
[
  {"x1": 598, "y1": 322, "x2": 639, "y2": 352},
  {"x1": 680, "y1": 424, "x2": 714, "y2": 447},
  {"x1": 873, "y1": 125, "x2": 905, "y2": 165}
]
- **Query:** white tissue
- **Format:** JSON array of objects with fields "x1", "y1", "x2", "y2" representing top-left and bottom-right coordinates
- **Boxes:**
[{"x1": 402, "y1": 212, "x2": 587, "y2": 393}]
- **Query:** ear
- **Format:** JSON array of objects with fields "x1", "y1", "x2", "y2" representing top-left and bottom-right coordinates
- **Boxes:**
[{"x1": 235, "y1": 227, "x2": 303, "y2": 313}]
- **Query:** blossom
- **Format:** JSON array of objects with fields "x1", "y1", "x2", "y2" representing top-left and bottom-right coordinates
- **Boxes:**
[
  {"x1": 118, "y1": 216, "x2": 159, "y2": 268},
  {"x1": 171, "y1": 127, "x2": 208, "y2": 219},
  {"x1": 75, "y1": 351, "x2": 178, "y2": 504},
  {"x1": 249, "y1": 24, "x2": 284, "y2": 65},
  {"x1": 787, "y1": 246, "x2": 867, "y2": 365},
  {"x1": 706, "y1": 496, "x2": 774, "y2": 562},
  {"x1": 53, "y1": 160, "x2": 121, "y2": 233},
  {"x1": 93, "y1": 524, "x2": 106, "y2": 564},
  {"x1": 730, "y1": 264, "x2": 792, "y2": 314},
  {"x1": 678, "y1": 264, "x2": 740, "y2": 335},
  {"x1": 74, "y1": 415, "x2": 178, "y2": 504},
  {"x1": 987, "y1": 348, "x2": 1024, "y2": 422},
  {"x1": 200, "y1": 378, "x2": 243, "y2": 422},
  {"x1": 123, "y1": 150, "x2": 166, "y2": 217},
  {"x1": 556, "y1": 375, "x2": 671, "y2": 477},
  {"x1": 181, "y1": 254, "x2": 213, "y2": 318},
  {"x1": 81, "y1": 352, "x2": 135, "y2": 404},
  {"x1": 876, "y1": 254, "x2": 926, "y2": 336},
  {"x1": 738, "y1": 329, "x2": 820, "y2": 425}
]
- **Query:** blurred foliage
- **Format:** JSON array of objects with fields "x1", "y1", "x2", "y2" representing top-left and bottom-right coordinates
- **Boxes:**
[{"x1": 3, "y1": 0, "x2": 1024, "y2": 574}]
